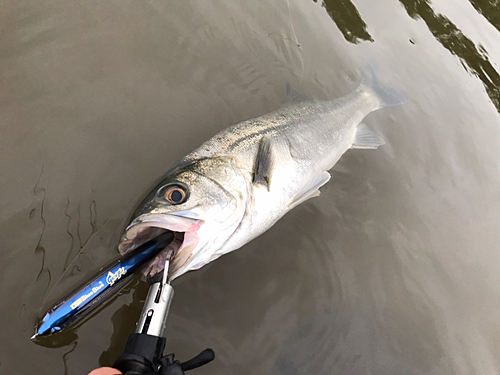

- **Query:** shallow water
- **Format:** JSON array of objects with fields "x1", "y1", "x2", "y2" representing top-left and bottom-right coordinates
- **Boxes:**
[{"x1": 1, "y1": 0, "x2": 500, "y2": 374}]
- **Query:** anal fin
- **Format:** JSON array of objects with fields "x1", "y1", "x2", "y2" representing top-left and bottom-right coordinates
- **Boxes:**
[{"x1": 351, "y1": 123, "x2": 385, "y2": 149}]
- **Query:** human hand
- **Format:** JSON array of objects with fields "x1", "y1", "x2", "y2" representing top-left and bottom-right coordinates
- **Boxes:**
[{"x1": 87, "y1": 367, "x2": 122, "y2": 375}]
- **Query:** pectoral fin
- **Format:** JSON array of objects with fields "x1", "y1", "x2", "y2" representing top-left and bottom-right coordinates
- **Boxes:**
[
  {"x1": 351, "y1": 123, "x2": 385, "y2": 149},
  {"x1": 288, "y1": 171, "x2": 331, "y2": 209},
  {"x1": 253, "y1": 137, "x2": 274, "y2": 189},
  {"x1": 253, "y1": 136, "x2": 293, "y2": 191}
]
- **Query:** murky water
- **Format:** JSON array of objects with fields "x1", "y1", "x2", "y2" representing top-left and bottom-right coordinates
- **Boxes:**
[{"x1": 1, "y1": 0, "x2": 500, "y2": 374}]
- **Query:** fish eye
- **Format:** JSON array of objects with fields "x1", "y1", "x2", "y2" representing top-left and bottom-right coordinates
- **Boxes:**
[{"x1": 159, "y1": 184, "x2": 189, "y2": 205}]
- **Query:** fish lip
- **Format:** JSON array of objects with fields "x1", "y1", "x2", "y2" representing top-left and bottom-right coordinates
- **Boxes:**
[
  {"x1": 119, "y1": 213, "x2": 204, "y2": 277},
  {"x1": 125, "y1": 213, "x2": 203, "y2": 232}
]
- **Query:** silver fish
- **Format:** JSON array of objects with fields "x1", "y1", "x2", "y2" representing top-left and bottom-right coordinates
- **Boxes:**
[{"x1": 118, "y1": 66, "x2": 407, "y2": 280}]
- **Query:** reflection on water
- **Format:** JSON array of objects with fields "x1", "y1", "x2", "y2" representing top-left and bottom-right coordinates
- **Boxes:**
[
  {"x1": 468, "y1": 0, "x2": 500, "y2": 32},
  {"x1": 316, "y1": 0, "x2": 373, "y2": 43},
  {"x1": 33, "y1": 166, "x2": 50, "y2": 284},
  {"x1": 317, "y1": 0, "x2": 500, "y2": 111},
  {"x1": 99, "y1": 280, "x2": 149, "y2": 366},
  {"x1": 399, "y1": 0, "x2": 500, "y2": 111}
]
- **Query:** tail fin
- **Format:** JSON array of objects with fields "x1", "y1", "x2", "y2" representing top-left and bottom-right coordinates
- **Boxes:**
[{"x1": 360, "y1": 64, "x2": 408, "y2": 109}]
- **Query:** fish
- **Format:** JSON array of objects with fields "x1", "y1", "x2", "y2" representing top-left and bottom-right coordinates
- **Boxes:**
[{"x1": 118, "y1": 65, "x2": 407, "y2": 280}]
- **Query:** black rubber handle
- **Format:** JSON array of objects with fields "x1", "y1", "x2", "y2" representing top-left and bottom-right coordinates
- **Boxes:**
[
  {"x1": 181, "y1": 349, "x2": 215, "y2": 371},
  {"x1": 113, "y1": 333, "x2": 166, "y2": 375}
]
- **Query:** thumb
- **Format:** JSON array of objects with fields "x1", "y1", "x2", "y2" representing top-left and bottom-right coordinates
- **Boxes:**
[{"x1": 88, "y1": 367, "x2": 122, "y2": 375}]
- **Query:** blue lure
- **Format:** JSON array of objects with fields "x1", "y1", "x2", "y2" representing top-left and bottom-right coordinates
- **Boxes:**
[{"x1": 32, "y1": 230, "x2": 175, "y2": 338}]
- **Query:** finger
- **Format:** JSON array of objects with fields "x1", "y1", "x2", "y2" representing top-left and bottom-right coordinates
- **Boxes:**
[{"x1": 88, "y1": 367, "x2": 122, "y2": 375}]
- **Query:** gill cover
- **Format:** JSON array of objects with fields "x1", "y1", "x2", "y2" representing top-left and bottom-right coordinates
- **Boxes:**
[{"x1": 124, "y1": 157, "x2": 248, "y2": 278}]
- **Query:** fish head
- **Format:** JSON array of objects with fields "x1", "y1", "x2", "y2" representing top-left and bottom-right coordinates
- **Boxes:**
[{"x1": 119, "y1": 157, "x2": 248, "y2": 280}]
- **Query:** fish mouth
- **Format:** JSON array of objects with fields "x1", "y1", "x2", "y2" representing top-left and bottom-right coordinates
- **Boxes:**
[{"x1": 118, "y1": 213, "x2": 204, "y2": 278}]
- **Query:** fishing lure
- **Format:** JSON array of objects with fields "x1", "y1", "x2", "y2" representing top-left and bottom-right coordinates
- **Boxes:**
[{"x1": 32, "y1": 230, "x2": 175, "y2": 339}]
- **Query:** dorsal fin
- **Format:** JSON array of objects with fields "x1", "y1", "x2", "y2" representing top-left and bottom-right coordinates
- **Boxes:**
[{"x1": 286, "y1": 83, "x2": 310, "y2": 105}]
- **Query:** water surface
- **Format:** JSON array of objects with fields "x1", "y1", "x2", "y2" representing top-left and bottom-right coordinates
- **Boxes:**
[{"x1": 1, "y1": 0, "x2": 500, "y2": 374}]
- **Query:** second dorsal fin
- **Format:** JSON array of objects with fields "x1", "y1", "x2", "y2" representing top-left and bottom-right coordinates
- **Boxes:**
[{"x1": 286, "y1": 83, "x2": 310, "y2": 105}]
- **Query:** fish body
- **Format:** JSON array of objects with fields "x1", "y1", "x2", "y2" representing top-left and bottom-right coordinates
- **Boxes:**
[{"x1": 119, "y1": 66, "x2": 407, "y2": 279}]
